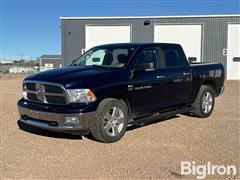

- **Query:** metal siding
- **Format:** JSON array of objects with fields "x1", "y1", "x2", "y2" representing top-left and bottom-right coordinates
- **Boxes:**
[
  {"x1": 61, "y1": 16, "x2": 240, "y2": 67},
  {"x1": 63, "y1": 20, "x2": 85, "y2": 66},
  {"x1": 61, "y1": 21, "x2": 65, "y2": 66}
]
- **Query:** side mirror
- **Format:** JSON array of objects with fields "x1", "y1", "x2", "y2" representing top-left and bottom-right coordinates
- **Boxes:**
[
  {"x1": 92, "y1": 57, "x2": 100, "y2": 62},
  {"x1": 188, "y1": 57, "x2": 197, "y2": 63},
  {"x1": 129, "y1": 68, "x2": 135, "y2": 79},
  {"x1": 71, "y1": 59, "x2": 77, "y2": 66},
  {"x1": 138, "y1": 62, "x2": 154, "y2": 71},
  {"x1": 72, "y1": 59, "x2": 77, "y2": 64}
]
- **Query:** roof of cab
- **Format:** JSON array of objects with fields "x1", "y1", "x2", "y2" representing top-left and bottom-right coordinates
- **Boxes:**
[{"x1": 94, "y1": 42, "x2": 181, "y2": 48}]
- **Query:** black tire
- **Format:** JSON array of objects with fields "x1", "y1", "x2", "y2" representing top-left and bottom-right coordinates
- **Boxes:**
[
  {"x1": 90, "y1": 98, "x2": 128, "y2": 143},
  {"x1": 192, "y1": 85, "x2": 215, "y2": 118}
]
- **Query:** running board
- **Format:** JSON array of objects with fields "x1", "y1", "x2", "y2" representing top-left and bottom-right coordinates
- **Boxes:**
[
  {"x1": 132, "y1": 106, "x2": 193, "y2": 124},
  {"x1": 154, "y1": 106, "x2": 194, "y2": 118}
]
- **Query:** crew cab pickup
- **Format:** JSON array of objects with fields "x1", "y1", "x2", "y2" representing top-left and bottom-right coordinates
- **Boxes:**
[{"x1": 18, "y1": 43, "x2": 225, "y2": 143}]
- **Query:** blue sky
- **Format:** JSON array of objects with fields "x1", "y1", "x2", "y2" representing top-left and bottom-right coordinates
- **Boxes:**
[{"x1": 1, "y1": 0, "x2": 239, "y2": 60}]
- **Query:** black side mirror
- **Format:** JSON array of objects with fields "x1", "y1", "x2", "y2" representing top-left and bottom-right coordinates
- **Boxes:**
[
  {"x1": 71, "y1": 59, "x2": 77, "y2": 66},
  {"x1": 188, "y1": 57, "x2": 197, "y2": 63},
  {"x1": 92, "y1": 57, "x2": 100, "y2": 62},
  {"x1": 129, "y1": 68, "x2": 135, "y2": 79}
]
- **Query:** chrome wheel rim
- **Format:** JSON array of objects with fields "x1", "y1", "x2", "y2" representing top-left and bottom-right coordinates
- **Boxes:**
[
  {"x1": 202, "y1": 92, "x2": 213, "y2": 113},
  {"x1": 104, "y1": 106, "x2": 124, "y2": 137}
]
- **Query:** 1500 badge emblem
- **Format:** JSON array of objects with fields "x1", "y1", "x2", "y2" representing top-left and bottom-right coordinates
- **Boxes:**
[{"x1": 128, "y1": 85, "x2": 152, "y2": 91}]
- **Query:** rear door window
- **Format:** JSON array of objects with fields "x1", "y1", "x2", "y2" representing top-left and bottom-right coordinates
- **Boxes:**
[{"x1": 158, "y1": 45, "x2": 188, "y2": 68}]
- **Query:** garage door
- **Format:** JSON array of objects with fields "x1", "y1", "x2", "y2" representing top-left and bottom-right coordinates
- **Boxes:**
[
  {"x1": 227, "y1": 24, "x2": 240, "y2": 80},
  {"x1": 154, "y1": 24, "x2": 202, "y2": 62},
  {"x1": 85, "y1": 25, "x2": 131, "y2": 50}
]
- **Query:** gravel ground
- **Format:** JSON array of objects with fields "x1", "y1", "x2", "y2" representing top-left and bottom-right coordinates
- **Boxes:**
[{"x1": 0, "y1": 74, "x2": 239, "y2": 179}]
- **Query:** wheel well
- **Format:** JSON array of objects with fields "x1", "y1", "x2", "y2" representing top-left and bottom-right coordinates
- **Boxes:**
[
  {"x1": 98, "y1": 97, "x2": 132, "y2": 119},
  {"x1": 118, "y1": 98, "x2": 132, "y2": 119},
  {"x1": 202, "y1": 80, "x2": 217, "y2": 96}
]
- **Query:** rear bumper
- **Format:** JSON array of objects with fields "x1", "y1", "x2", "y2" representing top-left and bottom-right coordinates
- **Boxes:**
[
  {"x1": 220, "y1": 85, "x2": 225, "y2": 94},
  {"x1": 216, "y1": 85, "x2": 224, "y2": 97},
  {"x1": 218, "y1": 85, "x2": 225, "y2": 96},
  {"x1": 18, "y1": 106, "x2": 96, "y2": 133}
]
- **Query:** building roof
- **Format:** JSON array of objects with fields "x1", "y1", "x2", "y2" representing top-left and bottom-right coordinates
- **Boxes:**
[
  {"x1": 39, "y1": 55, "x2": 61, "y2": 59},
  {"x1": 60, "y1": 14, "x2": 240, "y2": 20}
]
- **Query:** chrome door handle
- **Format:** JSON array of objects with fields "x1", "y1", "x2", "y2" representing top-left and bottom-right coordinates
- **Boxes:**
[
  {"x1": 157, "y1": 75, "x2": 165, "y2": 79},
  {"x1": 183, "y1": 72, "x2": 190, "y2": 76}
]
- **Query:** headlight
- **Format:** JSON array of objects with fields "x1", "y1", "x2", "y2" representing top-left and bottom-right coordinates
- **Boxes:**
[
  {"x1": 22, "y1": 84, "x2": 27, "y2": 99},
  {"x1": 66, "y1": 89, "x2": 97, "y2": 103}
]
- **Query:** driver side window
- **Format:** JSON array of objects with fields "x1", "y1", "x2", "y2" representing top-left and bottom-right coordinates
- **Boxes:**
[{"x1": 134, "y1": 48, "x2": 158, "y2": 71}]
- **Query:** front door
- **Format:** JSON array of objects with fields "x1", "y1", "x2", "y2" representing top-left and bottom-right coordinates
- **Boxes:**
[{"x1": 131, "y1": 47, "x2": 161, "y2": 116}]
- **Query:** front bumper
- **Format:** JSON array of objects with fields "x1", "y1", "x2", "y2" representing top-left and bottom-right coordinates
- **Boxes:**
[{"x1": 18, "y1": 106, "x2": 96, "y2": 133}]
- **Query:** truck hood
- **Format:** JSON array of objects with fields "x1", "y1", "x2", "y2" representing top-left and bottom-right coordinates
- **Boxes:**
[{"x1": 24, "y1": 66, "x2": 125, "y2": 88}]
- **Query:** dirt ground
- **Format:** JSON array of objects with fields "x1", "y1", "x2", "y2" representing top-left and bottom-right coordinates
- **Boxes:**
[{"x1": 0, "y1": 74, "x2": 239, "y2": 179}]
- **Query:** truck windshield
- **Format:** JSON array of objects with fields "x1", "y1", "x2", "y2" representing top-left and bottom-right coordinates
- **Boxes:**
[{"x1": 71, "y1": 46, "x2": 136, "y2": 68}]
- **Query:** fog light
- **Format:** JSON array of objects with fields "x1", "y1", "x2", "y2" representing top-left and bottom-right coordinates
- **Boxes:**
[{"x1": 65, "y1": 116, "x2": 79, "y2": 125}]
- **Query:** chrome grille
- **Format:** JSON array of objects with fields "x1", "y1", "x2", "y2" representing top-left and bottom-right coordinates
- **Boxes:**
[{"x1": 23, "y1": 82, "x2": 67, "y2": 105}]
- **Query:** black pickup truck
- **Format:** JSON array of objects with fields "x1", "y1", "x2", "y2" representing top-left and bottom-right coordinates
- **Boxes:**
[{"x1": 18, "y1": 43, "x2": 225, "y2": 143}]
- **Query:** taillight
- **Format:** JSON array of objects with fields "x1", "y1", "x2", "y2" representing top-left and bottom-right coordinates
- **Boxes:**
[{"x1": 224, "y1": 69, "x2": 226, "y2": 81}]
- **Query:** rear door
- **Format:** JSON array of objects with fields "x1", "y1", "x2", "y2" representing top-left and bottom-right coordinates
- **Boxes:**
[{"x1": 154, "y1": 44, "x2": 192, "y2": 109}]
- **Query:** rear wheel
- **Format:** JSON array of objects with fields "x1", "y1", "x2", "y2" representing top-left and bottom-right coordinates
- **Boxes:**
[
  {"x1": 90, "y1": 98, "x2": 128, "y2": 143},
  {"x1": 192, "y1": 85, "x2": 215, "y2": 118}
]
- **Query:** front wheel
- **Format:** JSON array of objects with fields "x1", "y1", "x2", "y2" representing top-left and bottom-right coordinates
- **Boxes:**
[
  {"x1": 192, "y1": 85, "x2": 215, "y2": 118},
  {"x1": 90, "y1": 98, "x2": 128, "y2": 143}
]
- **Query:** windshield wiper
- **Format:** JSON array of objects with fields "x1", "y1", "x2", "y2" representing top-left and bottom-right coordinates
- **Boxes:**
[{"x1": 90, "y1": 65, "x2": 109, "y2": 68}]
